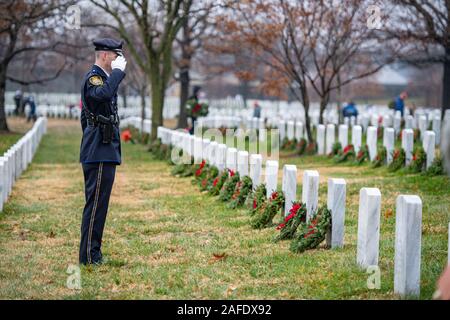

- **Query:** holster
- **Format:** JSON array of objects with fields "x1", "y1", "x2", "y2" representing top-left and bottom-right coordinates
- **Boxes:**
[{"x1": 97, "y1": 115, "x2": 115, "y2": 144}]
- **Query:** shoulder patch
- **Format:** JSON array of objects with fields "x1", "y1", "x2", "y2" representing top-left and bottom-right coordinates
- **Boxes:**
[{"x1": 89, "y1": 75, "x2": 103, "y2": 86}]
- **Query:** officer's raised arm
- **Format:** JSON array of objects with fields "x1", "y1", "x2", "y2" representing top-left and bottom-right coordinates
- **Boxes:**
[
  {"x1": 84, "y1": 39, "x2": 127, "y2": 103},
  {"x1": 86, "y1": 68, "x2": 125, "y2": 102}
]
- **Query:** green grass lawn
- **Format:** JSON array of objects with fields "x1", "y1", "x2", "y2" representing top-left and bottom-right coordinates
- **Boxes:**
[
  {"x1": 0, "y1": 117, "x2": 34, "y2": 155},
  {"x1": 0, "y1": 119, "x2": 449, "y2": 299},
  {"x1": 0, "y1": 133, "x2": 22, "y2": 155}
]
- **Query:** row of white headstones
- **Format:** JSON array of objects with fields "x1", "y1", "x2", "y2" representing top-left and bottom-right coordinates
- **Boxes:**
[
  {"x1": 194, "y1": 117, "x2": 439, "y2": 169},
  {"x1": 316, "y1": 124, "x2": 437, "y2": 168},
  {"x1": 0, "y1": 117, "x2": 47, "y2": 212},
  {"x1": 156, "y1": 125, "x2": 450, "y2": 298},
  {"x1": 276, "y1": 119, "x2": 438, "y2": 168},
  {"x1": 277, "y1": 110, "x2": 444, "y2": 142}
]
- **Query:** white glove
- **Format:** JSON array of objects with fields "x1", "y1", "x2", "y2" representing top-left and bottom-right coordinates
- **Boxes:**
[{"x1": 111, "y1": 55, "x2": 127, "y2": 72}]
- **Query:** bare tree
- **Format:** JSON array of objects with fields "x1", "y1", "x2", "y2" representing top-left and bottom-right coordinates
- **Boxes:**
[
  {"x1": 211, "y1": 0, "x2": 401, "y2": 141},
  {"x1": 386, "y1": 0, "x2": 450, "y2": 116},
  {"x1": 300, "y1": 0, "x2": 400, "y2": 123},
  {"x1": 0, "y1": 0, "x2": 77, "y2": 132},
  {"x1": 172, "y1": 1, "x2": 217, "y2": 129},
  {"x1": 89, "y1": 0, "x2": 193, "y2": 140}
]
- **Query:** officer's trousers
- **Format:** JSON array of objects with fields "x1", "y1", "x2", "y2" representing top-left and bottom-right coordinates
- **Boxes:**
[{"x1": 79, "y1": 162, "x2": 116, "y2": 265}]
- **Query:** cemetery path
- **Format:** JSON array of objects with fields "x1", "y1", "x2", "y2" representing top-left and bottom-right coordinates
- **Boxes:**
[{"x1": 0, "y1": 118, "x2": 449, "y2": 299}]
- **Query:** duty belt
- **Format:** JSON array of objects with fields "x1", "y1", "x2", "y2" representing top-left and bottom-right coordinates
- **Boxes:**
[{"x1": 86, "y1": 113, "x2": 119, "y2": 127}]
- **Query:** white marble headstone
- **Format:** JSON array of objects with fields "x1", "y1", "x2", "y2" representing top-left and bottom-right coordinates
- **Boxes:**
[
  {"x1": 383, "y1": 128, "x2": 395, "y2": 164},
  {"x1": 265, "y1": 160, "x2": 279, "y2": 198},
  {"x1": 326, "y1": 124, "x2": 335, "y2": 154},
  {"x1": 295, "y1": 122, "x2": 304, "y2": 141},
  {"x1": 352, "y1": 125, "x2": 362, "y2": 154},
  {"x1": 394, "y1": 195, "x2": 422, "y2": 297},
  {"x1": 402, "y1": 129, "x2": 414, "y2": 165},
  {"x1": 237, "y1": 151, "x2": 249, "y2": 177},
  {"x1": 418, "y1": 115, "x2": 427, "y2": 141},
  {"x1": 367, "y1": 126, "x2": 378, "y2": 161},
  {"x1": 338, "y1": 125, "x2": 348, "y2": 148},
  {"x1": 422, "y1": 131, "x2": 435, "y2": 169},
  {"x1": 394, "y1": 112, "x2": 402, "y2": 135},
  {"x1": 250, "y1": 154, "x2": 262, "y2": 188},
  {"x1": 432, "y1": 116, "x2": 441, "y2": 146},
  {"x1": 287, "y1": 121, "x2": 295, "y2": 140},
  {"x1": 216, "y1": 144, "x2": 227, "y2": 172},
  {"x1": 208, "y1": 141, "x2": 218, "y2": 165},
  {"x1": 226, "y1": 148, "x2": 237, "y2": 172},
  {"x1": 382, "y1": 115, "x2": 392, "y2": 128},
  {"x1": 327, "y1": 178, "x2": 346, "y2": 249},
  {"x1": 357, "y1": 187, "x2": 381, "y2": 268},
  {"x1": 302, "y1": 170, "x2": 319, "y2": 221},
  {"x1": 278, "y1": 120, "x2": 286, "y2": 140},
  {"x1": 194, "y1": 137, "x2": 203, "y2": 162},
  {"x1": 282, "y1": 165, "x2": 297, "y2": 216},
  {"x1": 405, "y1": 115, "x2": 413, "y2": 130},
  {"x1": 317, "y1": 125, "x2": 326, "y2": 155}
]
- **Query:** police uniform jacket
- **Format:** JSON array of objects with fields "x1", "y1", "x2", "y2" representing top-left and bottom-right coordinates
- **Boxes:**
[{"x1": 80, "y1": 65, "x2": 125, "y2": 164}]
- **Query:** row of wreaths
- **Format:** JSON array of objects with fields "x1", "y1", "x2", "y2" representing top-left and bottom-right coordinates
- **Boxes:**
[
  {"x1": 281, "y1": 136, "x2": 444, "y2": 176},
  {"x1": 149, "y1": 139, "x2": 331, "y2": 254}
]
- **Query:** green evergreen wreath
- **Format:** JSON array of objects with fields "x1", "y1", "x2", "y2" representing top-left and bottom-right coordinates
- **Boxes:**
[
  {"x1": 408, "y1": 146, "x2": 427, "y2": 173},
  {"x1": 387, "y1": 148, "x2": 405, "y2": 172},
  {"x1": 179, "y1": 161, "x2": 195, "y2": 177},
  {"x1": 171, "y1": 156, "x2": 194, "y2": 177},
  {"x1": 219, "y1": 171, "x2": 240, "y2": 202},
  {"x1": 251, "y1": 190, "x2": 285, "y2": 229},
  {"x1": 149, "y1": 139, "x2": 172, "y2": 161},
  {"x1": 192, "y1": 160, "x2": 208, "y2": 186},
  {"x1": 296, "y1": 138, "x2": 308, "y2": 155},
  {"x1": 246, "y1": 183, "x2": 267, "y2": 216},
  {"x1": 208, "y1": 170, "x2": 229, "y2": 196},
  {"x1": 305, "y1": 141, "x2": 317, "y2": 155},
  {"x1": 200, "y1": 166, "x2": 219, "y2": 191},
  {"x1": 273, "y1": 202, "x2": 307, "y2": 242},
  {"x1": 228, "y1": 176, "x2": 253, "y2": 209},
  {"x1": 355, "y1": 145, "x2": 369, "y2": 164},
  {"x1": 333, "y1": 144, "x2": 355, "y2": 163},
  {"x1": 290, "y1": 206, "x2": 332, "y2": 254},
  {"x1": 424, "y1": 155, "x2": 444, "y2": 176},
  {"x1": 171, "y1": 163, "x2": 189, "y2": 176},
  {"x1": 186, "y1": 99, "x2": 209, "y2": 117},
  {"x1": 372, "y1": 146, "x2": 387, "y2": 168},
  {"x1": 282, "y1": 137, "x2": 297, "y2": 151},
  {"x1": 329, "y1": 141, "x2": 342, "y2": 157}
]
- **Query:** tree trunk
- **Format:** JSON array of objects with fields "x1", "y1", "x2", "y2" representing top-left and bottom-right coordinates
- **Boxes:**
[
  {"x1": 177, "y1": 18, "x2": 191, "y2": 129},
  {"x1": 239, "y1": 79, "x2": 250, "y2": 108},
  {"x1": 140, "y1": 86, "x2": 146, "y2": 142},
  {"x1": 336, "y1": 72, "x2": 343, "y2": 124},
  {"x1": 442, "y1": 46, "x2": 450, "y2": 119},
  {"x1": 148, "y1": 30, "x2": 175, "y2": 141},
  {"x1": 0, "y1": 66, "x2": 9, "y2": 132},
  {"x1": 319, "y1": 93, "x2": 330, "y2": 125},
  {"x1": 302, "y1": 87, "x2": 313, "y2": 142},
  {"x1": 178, "y1": 67, "x2": 189, "y2": 128},
  {"x1": 149, "y1": 70, "x2": 164, "y2": 141}
]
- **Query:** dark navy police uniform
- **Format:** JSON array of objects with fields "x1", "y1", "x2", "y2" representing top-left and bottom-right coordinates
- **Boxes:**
[{"x1": 79, "y1": 38, "x2": 126, "y2": 265}]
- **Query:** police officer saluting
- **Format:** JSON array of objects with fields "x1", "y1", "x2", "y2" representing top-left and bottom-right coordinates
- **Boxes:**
[{"x1": 79, "y1": 38, "x2": 127, "y2": 265}]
